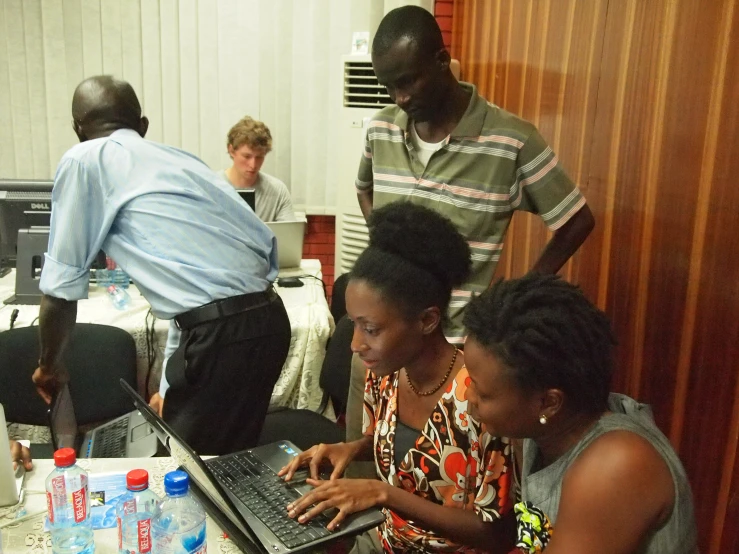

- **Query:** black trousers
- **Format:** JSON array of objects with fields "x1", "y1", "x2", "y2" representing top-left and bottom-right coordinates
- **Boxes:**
[{"x1": 162, "y1": 295, "x2": 291, "y2": 455}]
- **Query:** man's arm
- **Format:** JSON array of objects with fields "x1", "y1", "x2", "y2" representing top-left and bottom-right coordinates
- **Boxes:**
[
  {"x1": 32, "y1": 295, "x2": 78, "y2": 403},
  {"x1": 530, "y1": 204, "x2": 594, "y2": 274},
  {"x1": 357, "y1": 189, "x2": 373, "y2": 221},
  {"x1": 356, "y1": 124, "x2": 375, "y2": 221}
]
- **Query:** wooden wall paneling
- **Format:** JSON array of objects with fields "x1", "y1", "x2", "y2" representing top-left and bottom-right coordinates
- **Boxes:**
[
  {"x1": 704, "y1": 5, "x2": 739, "y2": 550},
  {"x1": 581, "y1": 0, "x2": 643, "y2": 396},
  {"x1": 515, "y1": 0, "x2": 551, "y2": 279},
  {"x1": 451, "y1": 0, "x2": 739, "y2": 549},
  {"x1": 678, "y1": 0, "x2": 739, "y2": 548},
  {"x1": 554, "y1": 0, "x2": 607, "y2": 286}
]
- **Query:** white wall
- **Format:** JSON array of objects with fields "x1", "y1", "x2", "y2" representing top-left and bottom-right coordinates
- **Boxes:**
[{"x1": 0, "y1": 0, "x2": 415, "y2": 214}]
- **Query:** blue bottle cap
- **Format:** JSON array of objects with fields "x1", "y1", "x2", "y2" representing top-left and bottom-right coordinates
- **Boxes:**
[{"x1": 163, "y1": 470, "x2": 190, "y2": 495}]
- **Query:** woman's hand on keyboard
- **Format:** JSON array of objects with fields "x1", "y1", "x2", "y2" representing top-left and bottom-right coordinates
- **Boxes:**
[
  {"x1": 278, "y1": 441, "x2": 361, "y2": 482},
  {"x1": 286, "y1": 478, "x2": 387, "y2": 531}
]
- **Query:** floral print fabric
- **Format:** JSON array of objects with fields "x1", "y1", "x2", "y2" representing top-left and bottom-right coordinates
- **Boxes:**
[
  {"x1": 514, "y1": 502, "x2": 553, "y2": 553},
  {"x1": 362, "y1": 366, "x2": 512, "y2": 552}
]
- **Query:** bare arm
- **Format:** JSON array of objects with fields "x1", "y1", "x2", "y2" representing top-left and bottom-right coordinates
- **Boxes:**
[
  {"x1": 530, "y1": 204, "x2": 594, "y2": 274},
  {"x1": 357, "y1": 189, "x2": 373, "y2": 221},
  {"x1": 543, "y1": 431, "x2": 674, "y2": 554},
  {"x1": 32, "y1": 294, "x2": 78, "y2": 403}
]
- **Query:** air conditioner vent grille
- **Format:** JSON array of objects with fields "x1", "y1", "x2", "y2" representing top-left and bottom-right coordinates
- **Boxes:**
[
  {"x1": 344, "y1": 61, "x2": 392, "y2": 108},
  {"x1": 339, "y1": 213, "x2": 369, "y2": 273}
]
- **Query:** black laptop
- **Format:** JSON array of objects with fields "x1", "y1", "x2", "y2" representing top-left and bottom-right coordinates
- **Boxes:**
[
  {"x1": 49, "y1": 382, "x2": 158, "y2": 459},
  {"x1": 120, "y1": 380, "x2": 384, "y2": 554}
]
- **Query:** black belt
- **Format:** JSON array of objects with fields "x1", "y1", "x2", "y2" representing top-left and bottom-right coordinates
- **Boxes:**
[{"x1": 174, "y1": 288, "x2": 278, "y2": 330}]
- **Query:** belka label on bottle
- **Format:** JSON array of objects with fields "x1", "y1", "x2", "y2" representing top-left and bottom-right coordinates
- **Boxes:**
[
  {"x1": 72, "y1": 486, "x2": 87, "y2": 523},
  {"x1": 137, "y1": 518, "x2": 152, "y2": 553},
  {"x1": 46, "y1": 475, "x2": 66, "y2": 523}
]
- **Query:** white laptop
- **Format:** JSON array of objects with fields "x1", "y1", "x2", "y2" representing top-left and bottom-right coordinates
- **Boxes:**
[{"x1": 266, "y1": 219, "x2": 306, "y2": 269}]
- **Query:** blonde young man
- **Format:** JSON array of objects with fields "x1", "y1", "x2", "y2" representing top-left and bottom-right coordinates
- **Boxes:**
[{"x1": 221, "y1": 117, "x2": 295, "y2": 222}]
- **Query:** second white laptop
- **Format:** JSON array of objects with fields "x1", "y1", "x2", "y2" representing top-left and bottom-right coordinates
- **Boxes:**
[{"x1": 266, "y1": 219, "x2": 306, "y2": 269}]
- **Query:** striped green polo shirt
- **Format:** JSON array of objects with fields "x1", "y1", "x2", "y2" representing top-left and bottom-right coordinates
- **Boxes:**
[{"x1": 355, "y1": 82, "x2": 587, "y2": 344}]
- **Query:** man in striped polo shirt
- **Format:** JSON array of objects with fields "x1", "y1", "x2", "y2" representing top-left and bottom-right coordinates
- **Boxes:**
[{"x1": 356, "y1": 6, "x2": 595, "y2": 345}]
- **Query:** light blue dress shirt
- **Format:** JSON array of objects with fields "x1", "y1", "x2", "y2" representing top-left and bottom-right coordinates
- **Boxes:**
[{"x1": 40, "y1": 128, "x2": 280, "y2": 396}]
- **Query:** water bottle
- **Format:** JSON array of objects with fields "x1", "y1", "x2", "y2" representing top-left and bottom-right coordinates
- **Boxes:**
[
  {"x1": 107, "y1": 285, "x2": 132, "y2": 310},
  {"x1": 45, "y1": 448, "x2": 95, "y2": 554},
  {"x1": 96, "y1": 268, "x2": 113, "y2": 288},
  {"x1": 152, "y1": 471, "x2": 207, "y2": 554},
  {"x1": 96, "y1": 255, "x2": 116, "y2": 289},
  {"x1": 117, "y1": 469, "x2": 160, "y2": 554},
  {"x1": 113, "y1": 267, "x2": 131, "y2": 289}
]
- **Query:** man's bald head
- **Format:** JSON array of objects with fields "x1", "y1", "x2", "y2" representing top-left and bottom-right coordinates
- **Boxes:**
[{"x1": 71, "y1": 75, "x2": 148, "y2": 141}]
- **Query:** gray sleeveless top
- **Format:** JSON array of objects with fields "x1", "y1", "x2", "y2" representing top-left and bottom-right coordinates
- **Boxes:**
[{"x1": 521, "y1": 393, "x2": 698, "y2": 553}]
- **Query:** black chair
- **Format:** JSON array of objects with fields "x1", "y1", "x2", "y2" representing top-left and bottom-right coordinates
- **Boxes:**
[
  {"x1": 258, "y1": 315, "x2": 354, "y2": 450},
  {"x1": 0, "y1": 324, "x2": 138, "y2": 426},
  {"x1": 330, "y1": 273, "x2": 349, "y2": 323}
]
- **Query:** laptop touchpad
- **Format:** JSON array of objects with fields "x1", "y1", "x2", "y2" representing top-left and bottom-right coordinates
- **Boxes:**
[{"x1": 131, "y1": 422, "x2": 154, "y2": 442}]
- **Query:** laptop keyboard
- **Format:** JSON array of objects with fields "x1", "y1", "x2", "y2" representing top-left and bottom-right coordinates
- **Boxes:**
[
  {"x1": 90, "y1": 418, "x2": 128, "y2": 458},
  {"x1": 207, "y1": 452, "x2": 334, "y2": 550}
]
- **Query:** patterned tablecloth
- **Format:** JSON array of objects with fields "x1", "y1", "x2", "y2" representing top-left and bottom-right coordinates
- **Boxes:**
[
  {"x1": 0, "y1": 457, "x2": 245, "y2": 553},
  {"x1": 1, "y1": 260, "x2": 335, "y2": 443}
]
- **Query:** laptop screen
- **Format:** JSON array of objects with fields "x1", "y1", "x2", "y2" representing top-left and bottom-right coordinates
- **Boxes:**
[
  {"x1": 49, "y1": 384, "x2": 78, "y2": 450},
  {"x1": 237, "y1": 190, "x2": 256, "y2": 212},
  {"x1": 119, "y1": 380, "x2": 260, "y2": 547}
]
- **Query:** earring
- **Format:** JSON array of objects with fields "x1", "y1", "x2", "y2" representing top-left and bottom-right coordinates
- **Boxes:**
[{"x1": 539, "y1": 415, "x2": 548, "y2": 425}]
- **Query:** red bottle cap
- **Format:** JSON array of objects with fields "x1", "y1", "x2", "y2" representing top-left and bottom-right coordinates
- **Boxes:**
[
  {"x1": 126, "y1": 469, "x2": 150, "y2": 490},
  {"x1": 53, "y1": 447, "x2": 76, "y2": 467}
]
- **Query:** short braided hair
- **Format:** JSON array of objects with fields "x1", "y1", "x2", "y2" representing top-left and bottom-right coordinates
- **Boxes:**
[{"x1": 464, "y1": 274, "x2": 616, "y2": 415}]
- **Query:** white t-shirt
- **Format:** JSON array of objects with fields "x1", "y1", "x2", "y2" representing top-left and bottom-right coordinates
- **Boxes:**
[{"x1": 410, "y1": 124, "x2": 445, "y2": 169}]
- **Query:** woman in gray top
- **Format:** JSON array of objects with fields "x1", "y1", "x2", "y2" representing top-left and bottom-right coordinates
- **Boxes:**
[{"x1": 462, "y1": 274, "x2": 698, "y2": 554}]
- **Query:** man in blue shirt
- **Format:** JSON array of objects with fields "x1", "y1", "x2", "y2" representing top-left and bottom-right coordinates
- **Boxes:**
[{"x1": 32, "y1": 75, "x2": 291, "y2": 455}]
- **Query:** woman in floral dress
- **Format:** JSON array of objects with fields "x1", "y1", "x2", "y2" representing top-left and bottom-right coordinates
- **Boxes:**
[{"x1": 281, "y1": 203, "x2": 515, "y2": 553}]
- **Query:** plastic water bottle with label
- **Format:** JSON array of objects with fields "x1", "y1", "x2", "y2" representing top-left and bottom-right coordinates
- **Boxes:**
[
  {"x1": 45, "y1": 448, "x2": 95, "y2": 554},
  {"x1": 152, "y1": 471, "x2": 206, "y2": 554},
  {"x1": 98, "y1": 256, "x2": 130, "y2": 289},
  {"x1": 112, "y1": 266, "x2": 130, "y2": 289},
  {"x1": 107, "y1": 285, "x2": 131, "y2": 310},
  {"x1": 117, "y1": 469, "x2": 160, "y2": 554}
]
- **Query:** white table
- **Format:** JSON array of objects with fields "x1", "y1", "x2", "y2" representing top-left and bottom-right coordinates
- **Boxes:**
[
  {"x1": 0, "y1": 260, "x2": 334, "y2": 415},
  {"x1": 0, "y1": 457, "x2": 245, "y2": 553}
]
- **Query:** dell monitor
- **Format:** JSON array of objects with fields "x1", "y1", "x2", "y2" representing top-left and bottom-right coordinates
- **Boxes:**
[{"x1": 0, "y1": 179, "x2": 54, "y2": 276}]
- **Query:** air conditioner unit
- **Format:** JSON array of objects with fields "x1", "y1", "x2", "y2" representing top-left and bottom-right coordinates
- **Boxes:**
[
  {"x1": 334, "y1": 55, "x2": 392, "y2": 276},
  {"x1": 333, "y1": 55, "x2": 461, "y2": 276}
]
